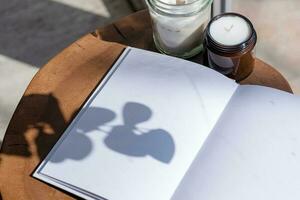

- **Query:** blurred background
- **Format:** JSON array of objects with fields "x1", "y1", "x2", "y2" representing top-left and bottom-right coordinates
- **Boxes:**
[{"x1": 0, "y1": 0, "x2": 299, "y2": 145}]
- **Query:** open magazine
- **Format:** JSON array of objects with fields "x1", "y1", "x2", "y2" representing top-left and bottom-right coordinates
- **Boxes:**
[{"x1": 33, "y1": 47, "x2": 300, "y2": 200}]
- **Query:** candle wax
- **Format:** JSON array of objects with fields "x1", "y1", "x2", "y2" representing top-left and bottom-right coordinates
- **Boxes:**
[
  {"x1": 150, "y1": 3, "x2": 211, "y2": 55},
  {"x1": 209, "y1": 16, "x2": 251, "y2": 46}
]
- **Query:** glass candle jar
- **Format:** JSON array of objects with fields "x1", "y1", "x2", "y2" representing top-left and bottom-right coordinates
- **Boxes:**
[
  {"x1": 204, "y1": 13, "x2": 257, "y2": 80},
  {"x1": 145, "y1": 0, "x2": 213, "y2": 58}
]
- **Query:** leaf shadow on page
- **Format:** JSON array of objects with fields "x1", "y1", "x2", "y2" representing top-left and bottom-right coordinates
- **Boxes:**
[
  {"x1": 50, "y1": 102, "x2": 175, "y2": 164},
  {"x1": 50, "y1": 107, "x2": 116, "y2": 163},
  {"x1": 103, "y1": 102, "x2": 175, "y2": 164}
]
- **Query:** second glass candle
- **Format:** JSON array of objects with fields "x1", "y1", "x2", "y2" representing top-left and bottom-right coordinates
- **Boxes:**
[{"x1": 146, "y1": 0, "x2": 213, "y2": 58}]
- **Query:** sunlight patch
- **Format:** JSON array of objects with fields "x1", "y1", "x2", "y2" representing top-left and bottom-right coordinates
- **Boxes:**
[{"x1": 51, "y1": 0, "x2": 111, "y2": 17}]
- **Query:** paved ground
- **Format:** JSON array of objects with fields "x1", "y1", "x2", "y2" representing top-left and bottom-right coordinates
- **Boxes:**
[
  {"x1": 1, "y1": 0, "x2": 300, "y2": 145},
  {"x1": 232, "y1": 0, "x2": 300, "y2": 94}
]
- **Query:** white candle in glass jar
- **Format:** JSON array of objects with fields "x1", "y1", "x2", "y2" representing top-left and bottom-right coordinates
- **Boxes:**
[
  {"x1": 205, "y1": 13, "x2": 257, "y2": 75},
  {"x1": 147, "y1": 0, "x2": 212, "y2": 57},
  {"x1": 209, "y1": 15, "x2": 251, "y2": 46}
]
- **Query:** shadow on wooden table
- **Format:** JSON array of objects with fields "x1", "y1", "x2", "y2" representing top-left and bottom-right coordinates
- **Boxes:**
[
  {"x1": 0, "y1": 94, "x2": 70, "y2": 160},
  {"x1": 0, "y1": 93, "x2": 106, "y2": 162},
  {"x1": 0, "y1": 92, "x2": 107, "y2": 199}
]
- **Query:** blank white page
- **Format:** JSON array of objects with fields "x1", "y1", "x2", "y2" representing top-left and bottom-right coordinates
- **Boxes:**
[
  {"x1": 172, "y1": 85, "x2": 300, "y2": 200},
  {"x1": 33, "y1": 47, "x2": 237, "y2": 200}
]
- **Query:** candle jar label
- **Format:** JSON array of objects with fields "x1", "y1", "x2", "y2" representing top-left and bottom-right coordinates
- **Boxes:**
[{"x1": 208, "y1": 51, "x2": 240, "y2": 75}]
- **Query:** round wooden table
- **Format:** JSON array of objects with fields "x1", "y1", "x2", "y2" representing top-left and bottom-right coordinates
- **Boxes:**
[{"x1": 0, "y1": 10, "x2": 293, "y2": 200}]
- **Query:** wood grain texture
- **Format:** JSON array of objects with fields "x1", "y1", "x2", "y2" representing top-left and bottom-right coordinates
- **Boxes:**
[{"x1": 0, "y1": 9, "x2": 292, "y2": 200}]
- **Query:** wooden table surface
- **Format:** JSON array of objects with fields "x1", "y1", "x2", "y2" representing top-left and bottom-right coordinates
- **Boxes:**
[{"x1": 0, "y1": 10, "x2": 293, "y2": 200}]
